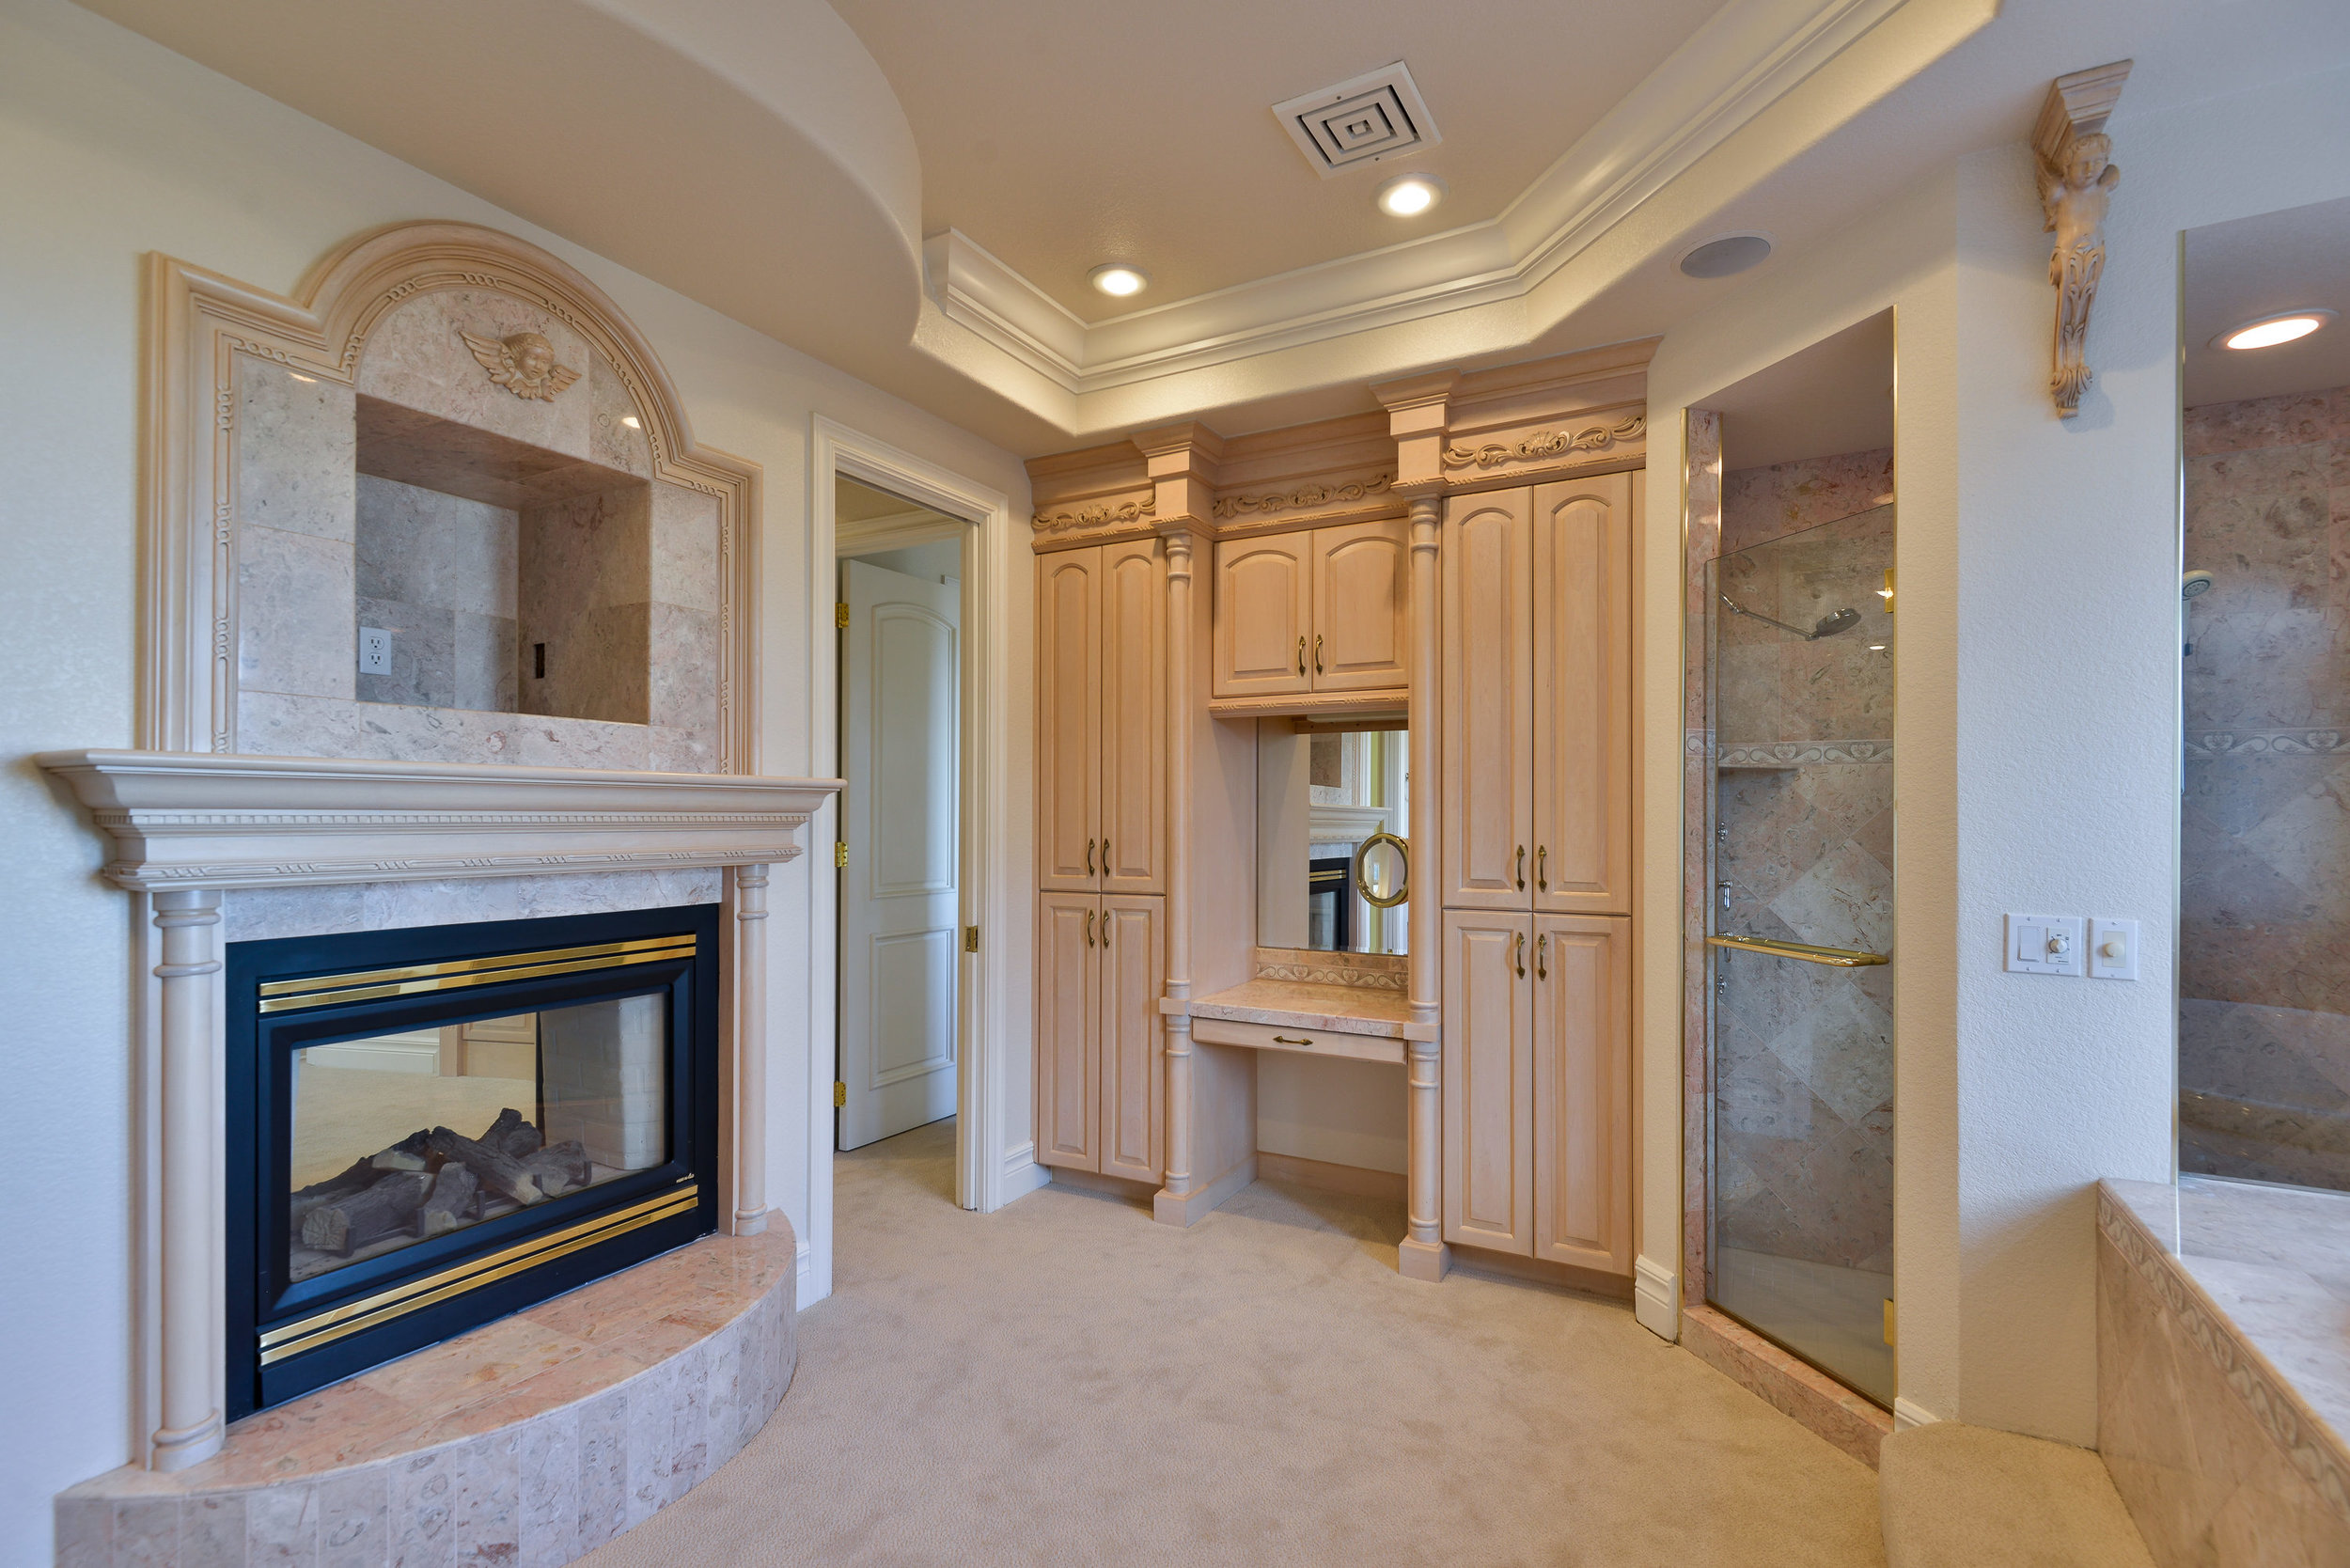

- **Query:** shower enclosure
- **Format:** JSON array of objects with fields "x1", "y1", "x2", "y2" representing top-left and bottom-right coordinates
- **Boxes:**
[{"x1": 1701, "y1": 503, "x2": 1897, "y2": 1406}]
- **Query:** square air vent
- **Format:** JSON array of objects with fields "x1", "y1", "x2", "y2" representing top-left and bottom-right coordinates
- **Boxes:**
[{"x1": 1272, "y1": 62, "x2": 1441, "y2": 178}]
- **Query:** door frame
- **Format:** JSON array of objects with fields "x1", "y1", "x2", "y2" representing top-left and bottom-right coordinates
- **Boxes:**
[{"x1": 807, "y1": 416, "x2": 1026, "y2": 1306}]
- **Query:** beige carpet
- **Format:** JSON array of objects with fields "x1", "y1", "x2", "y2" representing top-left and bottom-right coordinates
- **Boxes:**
[
  {"x1": 582, "y1": 1120, "x2": 1884, "y2": 1566},
  {"x1": 1879, "y1": 1423, "x2": 2154, "y2": 1568}
]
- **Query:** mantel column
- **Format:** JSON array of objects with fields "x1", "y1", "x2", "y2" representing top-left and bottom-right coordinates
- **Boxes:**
[
  {"x1": 1154, "y1": 527, "x2": 1197, "y2": 1218},
  {"x1": 1399, "y1": 495, "x2": 1449, "y2": 1282},
  {"x1": 152, "y1": 887, "x2": 225, "y2": 1470},
  {"x1": 728, "y1": 864, "x2": 771, "y2": 1235}
]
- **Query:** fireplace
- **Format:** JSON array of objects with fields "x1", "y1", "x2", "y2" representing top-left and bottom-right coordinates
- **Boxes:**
[{"x1": 224, "y1": 903, "x2": 720, "y2": 1418}]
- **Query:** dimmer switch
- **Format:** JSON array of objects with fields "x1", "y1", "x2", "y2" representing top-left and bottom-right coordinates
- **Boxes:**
[
  {"x1": 2006, "y1": 913, "x2": 2085, "y2": 977},
  {"x1": 2090, "y1": 917, "x2": 2140, "y2": 981}
]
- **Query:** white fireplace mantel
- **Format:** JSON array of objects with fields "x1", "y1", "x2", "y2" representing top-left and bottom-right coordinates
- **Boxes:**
[{"x1": 39, "y1": 748, "x2": 839, "y2": 1475}]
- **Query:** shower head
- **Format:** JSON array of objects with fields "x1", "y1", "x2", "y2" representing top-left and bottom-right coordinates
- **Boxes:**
[
  {"x1": 1810, "y1": 608, "x2": 1861, "y2": 639},
  {"x1": 2183, "y1": 570, "x2": 2216, "y2": 601}
]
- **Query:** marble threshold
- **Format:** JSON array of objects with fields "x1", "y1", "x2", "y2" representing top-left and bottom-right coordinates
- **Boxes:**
[
  {"x1": 55, "y1": 1228, "x2": 795, "y2": 1568},
  {"x1": 1177, "y1": 977, "x2": 1438, "y2": 1042}
]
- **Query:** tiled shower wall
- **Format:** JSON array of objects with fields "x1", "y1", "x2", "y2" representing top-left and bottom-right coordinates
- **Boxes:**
[
  {"x1": 2180, "y1": 386, "x2": 2350, "y2": 1190},
  {"x1": 1707, "y1": 449, "x2": 1897, "y2": 1273}
]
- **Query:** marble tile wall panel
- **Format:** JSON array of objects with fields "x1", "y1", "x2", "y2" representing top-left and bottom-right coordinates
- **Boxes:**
[
  {"x1": 237, "y1": 690, "x2": 653, "y2": 771},
  {"x1": 646, "y1": 604, "x2": 718, "y2": 735},
  {"x1": 355, "y1": 477, "x2": 519, "y2": 619},
  {"x1": 355, "y1": 596, "x2": 455, "y2": 709},
  {"x1": 2180, "y1": 386, "x2": 2350, "y2": 1192},
  {"x1": 649, "y1": 482, "x2": 720, "y2": 614},
  {"x1": 356, "y1": 291, "x2": 592, "y2": 463},
  {"x1": 520, "y1": 487, "x2": 653, "y2": 727},
  {"x1": 1720, "y1": 447, "x2": 1894, "y2": 555},
  {"x1": 588, "y1": 355, "x2": 653, "y2": 480},
  {"x1": 219, "y1": 870, "x2": 723, "y2": 944},
  {"x1": 239, "y1": 358, "x2": 356, "y2": 544},
  {"x1": 1682, "y1": 409, "x2": 1724, "y2": 1297},
  {"x1": 241, "y1": 526, "x2": 357, "y2": 702}
]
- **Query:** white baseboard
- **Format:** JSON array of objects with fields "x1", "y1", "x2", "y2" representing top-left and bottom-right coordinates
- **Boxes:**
[
  {"x1": 1893, "y1": 1397, "x2": 1940, "y2": 1432},
  {"x1": 1634, "y1": 1254, "x2": 1680, "y2": 1341},
  {"x1": 1001, "y1": 1143, "x2": 1051, "y2": 1202}
]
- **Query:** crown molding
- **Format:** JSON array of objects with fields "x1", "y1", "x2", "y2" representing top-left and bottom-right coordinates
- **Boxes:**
[{"x1": 923, "y1": 0, "x2": 1940, "y2": 409}]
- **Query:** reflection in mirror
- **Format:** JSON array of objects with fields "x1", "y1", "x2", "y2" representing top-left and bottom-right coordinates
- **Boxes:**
[
  {"x1": 2178, "y1": 196, "x2": 2350, "y2": 1194},
  {"x1": 1256, "y1": 720, "x2": 1408, "y2": 954}
]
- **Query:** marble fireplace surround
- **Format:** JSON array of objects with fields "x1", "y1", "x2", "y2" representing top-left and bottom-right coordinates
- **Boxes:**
[{"x1": 36, "y1": 749, "x2": 839, "y2": 1497}]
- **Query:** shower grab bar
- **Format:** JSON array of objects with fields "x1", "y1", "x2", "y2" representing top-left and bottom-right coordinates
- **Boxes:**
[{"x1": 1706, "y1": 933, "x2": 1888, "y2": 967}]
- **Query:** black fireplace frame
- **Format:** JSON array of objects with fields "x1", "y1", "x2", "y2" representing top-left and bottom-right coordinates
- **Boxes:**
[{"x1": 225, "y1": 902, "x2": 721, "y2": 1419}]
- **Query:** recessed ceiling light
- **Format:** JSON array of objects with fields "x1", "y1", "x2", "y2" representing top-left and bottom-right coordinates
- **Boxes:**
[
  {"x1": 2215, "y1": 309, "x2": 2335, "y2": 351},
  {"x1": 1678, "y1": 233, "x2": 1774, "y2": 279},
  {"x1": 1375, "y1": 172, "x2": 1447, "y2": 218},
  {"x1": 1089, "y1": 263, "x2": 1150, "y2": 299}
]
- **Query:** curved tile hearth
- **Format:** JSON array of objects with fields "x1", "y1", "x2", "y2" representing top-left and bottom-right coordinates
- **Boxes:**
[{"x1": 54, "y1": 1227, "x2": 796, "y2": 1568}]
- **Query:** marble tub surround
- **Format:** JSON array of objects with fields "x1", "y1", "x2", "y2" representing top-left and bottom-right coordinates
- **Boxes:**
[
  {"x1": 54, "y1": 1229, "x2": 796, "y2": 1568},
  {"x1": 2097, "y1": 1178, "x2": 2350, "y2": 1565},
  {"x1": 1251, "y1": 946, "x2": 1408, "y2": 990},
  {"x1": 2179, "y1": 385, "x2": 2350, "y2": 1193},
  {"x1": 1184, "y1": 976, "x2": 1436, "y2": 1041}
]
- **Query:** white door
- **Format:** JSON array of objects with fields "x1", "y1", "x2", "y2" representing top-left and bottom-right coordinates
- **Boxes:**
[{"x1": 839, "y1": 557, "x2": 962, "y2": 1150}]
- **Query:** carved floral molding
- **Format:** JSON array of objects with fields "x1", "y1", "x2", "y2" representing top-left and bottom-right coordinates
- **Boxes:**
[
  {"x1": 2034, "y1": 61, "x2": 2131, "y2": 417},
  {"x1": 1030, "y1": 496, "x2": 1157, "y2": 533},
  {"x1": 1211, "y1": 474, "x2": 1394, "y2": 519},
  {"x1": 1442, "y1": 414, "x2": 1645, "y2": 470}
]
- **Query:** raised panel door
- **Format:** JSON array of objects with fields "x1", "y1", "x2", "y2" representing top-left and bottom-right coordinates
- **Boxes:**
[
  {"x1": 1036, "y1": 550, "x2": 1103, "y2": 891},
  {"x1": 1099, "y1": 538, "x2": 1167, "y2": 894},
  {"x1": 1310, "y1": 520, "x2": 1409, "y2": 693},
  {"x1": 1442, "y1": 909, "x2": 1534, "y2": 1255},
  {"x1": 1532, "y1": 915, "x2": 1633, "y2": 1275},
  {"x1": 1098, "y1": 894, "x2": 1166, "y2": 1184},
  {"x1": 1531, "y1": 473, "x2": 1634, "y2": 917},
  {"x1": 1442, "y1": 490, "x2": 1534, "y2": 909},
  {"x1": 1034, "y1": 891, "x2": 1101, "y2": 1171},
  {"x1": 1213, "y1": 534, "x2": 1312, "y2": 698}
]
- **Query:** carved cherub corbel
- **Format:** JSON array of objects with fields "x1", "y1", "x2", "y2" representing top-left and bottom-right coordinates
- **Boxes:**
[
  {"x1": 460, "y1": 329, "x2": 581, "y2": 401},
  {"x1": 2031, "y1": 60, "x2": 2131, "y2": 417}
]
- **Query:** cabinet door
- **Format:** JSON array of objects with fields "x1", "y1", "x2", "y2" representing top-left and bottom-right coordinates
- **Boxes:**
[
  {"x1": 1099, "y1": 538, "x2": 1167, "y2": 894},
  {"x1": 1442, "y1": 909, "x2": 1534, "y2": 1255},
  {"x1": 1442, "y1": 490, "x2": 1535, "y2": 909},
  {"x1": 1310, "y1": 520, "x2": 1409, "y2": 692},
  {"x1": 1036, "y1": 549, "x2": 1103, "y2": 891},
  {"x1": 1532, "y1": 915, "x2": 1633, "y2": 1276},
  {"x1": 1034, "y1": 892, "x2": 1101, "y2": 1171},
  {"x1": 1098, "y1": 894, "x2": 1166, "y2": 1184},
  {"x1": 1213, "y1": 534, "x2": 1312, "y2": 698},
  {"x1": 1532, "y1": 473, "x2": 1633, "y2": 917}
]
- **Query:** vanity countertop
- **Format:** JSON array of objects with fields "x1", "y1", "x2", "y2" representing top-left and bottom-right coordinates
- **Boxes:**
[{"x1": 1173, "y1": 979, "x2": 1437, "y2": 1042}]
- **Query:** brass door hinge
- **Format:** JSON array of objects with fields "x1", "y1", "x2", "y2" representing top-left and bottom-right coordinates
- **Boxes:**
[
  {"x1": 835, "y1": 841, "x2": 849, "y2": 869},
  {"x1": 964, "y1": 924, "x2": 979, "y2": 953},
  {"x1": 833, "y1": 1081, "x2": 847, "y2": 1108},
  {"x1": 835, "y1": 601, "x2": 849, "y2": 629}
]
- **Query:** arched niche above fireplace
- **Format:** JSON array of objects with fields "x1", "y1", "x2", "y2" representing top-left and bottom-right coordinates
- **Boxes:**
[{"x1": 144, "y1": 220, "x2": 759, "y2": 775}]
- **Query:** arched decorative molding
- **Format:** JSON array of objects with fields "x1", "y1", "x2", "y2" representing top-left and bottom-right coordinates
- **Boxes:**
[{"x1": 140, "y1": 220, "x2": 760, "y2": 776}]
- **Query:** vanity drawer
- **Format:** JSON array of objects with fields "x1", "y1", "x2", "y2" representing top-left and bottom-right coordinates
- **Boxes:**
[{"x1": 1189, "y1": 1014, "x2": 1405, "y2": 1065}]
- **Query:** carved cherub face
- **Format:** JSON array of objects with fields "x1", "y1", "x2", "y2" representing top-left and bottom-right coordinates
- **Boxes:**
[
  {"x1": 2067, "y1": 135, "x2": 2111, "y2": 187},
  {"x1": 460, "y1": 327, "x2": 582, "y2": 401},
  {"x1": 510, "y1": 333, "x2": 556, "y2": 384}
]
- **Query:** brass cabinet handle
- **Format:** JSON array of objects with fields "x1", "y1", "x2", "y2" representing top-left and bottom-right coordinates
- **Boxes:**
[
  {"x1": 1514, "y1": 931, "x2": 1526, "y2": 979},
  {"x1": 1102, "y1": 911, "x2": 1111, "y2": 949},
  {"x1": 1313, "y1": 634, "x2": 1324, "y2": 675},
  {"x1": 1537, "y1": 845, "x2": 1547, "y2": 891},
  {"x1": 1086, "y1": 838, "x2": 1095, "y2": 876},
  {"x1": 1086, "y1": 910, "x2": 1095, "y2": 947},
  {"x1": 1296, "y1": 635, "x2": 1307, "y2": 678},
  {"x1": 1536, "y1": 933, "x2": 1549, "y2": 980},
  {"x1": 1515, "y1": 844, "x2": 1526, "y2": 891},
  {"x1": 1103, "y1": 837, "x2": 1110, "y2": 874},
  {"x1": 1271, "y1": 1034, "x2": 1312, "y2": 1046}
]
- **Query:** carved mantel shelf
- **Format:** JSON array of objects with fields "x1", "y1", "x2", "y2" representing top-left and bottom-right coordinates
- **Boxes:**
[{"x1": 38, "y1": 750, "x2": 842, "y2": 890}]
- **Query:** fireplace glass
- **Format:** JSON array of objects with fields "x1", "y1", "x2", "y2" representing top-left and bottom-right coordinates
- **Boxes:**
[{"x1": 288, "y1": 996, "x2": 668, "y2": 1283}]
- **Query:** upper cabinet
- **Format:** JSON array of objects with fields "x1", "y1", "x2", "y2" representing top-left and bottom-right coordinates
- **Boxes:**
[
  {"x1": 1212, "y1": 519, "x2": 1407, "y2": 700},
  {"x1": 1037, "y1": 540, "x2": 1166, "y2": 894}
]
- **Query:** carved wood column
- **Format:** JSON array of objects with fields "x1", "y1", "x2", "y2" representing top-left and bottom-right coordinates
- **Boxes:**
[
  {"x1": 1157, "y1": 525, "x2": 1197, "y2": 1203},
  {"x1": 728, "y1": 863, "x2": 771, "y2": 1234},
  {"x1": 1399, "y1": 495, "x2": 1449, "y2": 1282},
  {"x1": 152, "y1": 887, "x2": 225, "y2": 1471}
]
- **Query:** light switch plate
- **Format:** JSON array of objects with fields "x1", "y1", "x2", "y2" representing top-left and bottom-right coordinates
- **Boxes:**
[
  {"x1": 2090, "y1": 917, "x2": 2140, "y2": 980},
  {"x1": 358, "y1": 626, "x2": 392, "y2": 675},
  {"x1": 2006, "y1": 913, "x2": 2085, "y2": 977}
]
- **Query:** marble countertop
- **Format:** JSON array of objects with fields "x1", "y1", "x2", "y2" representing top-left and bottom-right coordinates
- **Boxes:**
[
  {"x1": 1180, "y1": 979, "x2": 1437, "y2": 1042},
  {"x1": 2104, "y1": 1175, "x2": 2350, "y2": 1452}
]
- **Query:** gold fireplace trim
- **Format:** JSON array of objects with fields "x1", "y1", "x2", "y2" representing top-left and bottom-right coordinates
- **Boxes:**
[
  {"x1": 258, "y1": 1183, "x2": 700, "y2": 1363},
  {"x1": 258, "y1": 934, "x2": 698, "y2": 1013}
]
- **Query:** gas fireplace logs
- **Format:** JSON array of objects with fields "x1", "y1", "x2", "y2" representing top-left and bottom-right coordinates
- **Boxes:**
[{"x1": 291, "y1": 1108, "x2": 598, "y2": 1258}]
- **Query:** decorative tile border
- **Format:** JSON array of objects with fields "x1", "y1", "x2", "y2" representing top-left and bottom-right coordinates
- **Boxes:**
[
  {"x1": 1716, "y1": 739, "x2": 1893, "y2": 766},
  {"x1": 2185, "y1": 729, "x2": 2350, "y2": 760},
  {"x1": 2096, "y1": 1185, "x2": 2350, "y2": 1527},
  {"x1": 1252, "y1": 947, "x2": 1408, "y2": 991}
]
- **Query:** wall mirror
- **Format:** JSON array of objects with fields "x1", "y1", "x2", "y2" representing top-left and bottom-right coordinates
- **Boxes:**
[{"x1": 1255, "y1": 719, "x2": 1409, "y2": 955}]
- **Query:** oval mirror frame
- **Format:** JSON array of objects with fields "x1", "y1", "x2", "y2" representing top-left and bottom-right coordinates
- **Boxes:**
[{"x1": 1353, "y1": 829, "x2": 1409, "y2": 909}]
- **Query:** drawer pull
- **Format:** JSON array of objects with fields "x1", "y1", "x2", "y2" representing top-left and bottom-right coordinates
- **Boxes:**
[{"x1": 1271, "y1": 1034, "x2": 1313, "y2": 1047}]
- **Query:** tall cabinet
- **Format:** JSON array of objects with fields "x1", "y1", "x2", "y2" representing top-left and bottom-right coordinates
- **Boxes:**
[
  {"x1": 1034, "y1": 538, "x2": 1168, "y2": 1183},
  {"x1": 1438, "y1": 471, "x2": 1637, "y2": 1277}
]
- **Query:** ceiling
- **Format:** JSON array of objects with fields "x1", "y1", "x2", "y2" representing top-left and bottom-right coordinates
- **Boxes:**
[
  {"x1": 2185, "y1": 196, "x2": 2350, "y2": 409},
  {"x1": 828, "y1": 0, "x2": 1728, "y2": 320},
  {"x1": 1706, "y1": 312, "x2": 1895, "y2": 470},
  {"x1": 837, "y1": 476, "x2": 933, "y2": 524}
]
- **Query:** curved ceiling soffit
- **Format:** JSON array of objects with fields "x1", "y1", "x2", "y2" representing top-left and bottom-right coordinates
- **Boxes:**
[{"x1": 75, "y1": 0, "x2": 928, "y2": 378}]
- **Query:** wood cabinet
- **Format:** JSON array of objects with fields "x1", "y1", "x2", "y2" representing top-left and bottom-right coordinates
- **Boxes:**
[
  {"x1": 1441, "y1": 491, "x2": 1534, "y2": 909},
  {"x1": 1033, "y1": 889, "x2": 1165, "y2": 1181},
  {"x1": 1440, "y1": 909, "x2": 1632, "y2": 1270},
  {"x1": 1037, "y1": 541, "x2": 1166, "y2": 893},
  {"x1": 1212, "y1": 520, "x2": 1407, "y2": 699}
]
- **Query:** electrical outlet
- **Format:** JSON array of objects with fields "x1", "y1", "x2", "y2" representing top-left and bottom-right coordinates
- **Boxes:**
[
  {"x1": 358, "y1": 626, "x2": 392, "y2": 675},
  {"x1": 2090, "y1": 917, "x2": 2140, "y2": 981},
  {"x1": 2005, "y1": 913, "x2": 2085, "y2": 977}
]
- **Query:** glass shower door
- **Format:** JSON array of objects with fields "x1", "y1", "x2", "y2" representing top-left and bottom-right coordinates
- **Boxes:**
[{"x1": 1703, "y1": 504, "x2": 1897, "y2": 1405}]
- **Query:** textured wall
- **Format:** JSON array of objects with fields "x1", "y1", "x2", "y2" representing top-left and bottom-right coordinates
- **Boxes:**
[{"x1": 2178, "y1": 385, "x2": 2350, "y2": 1190}]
